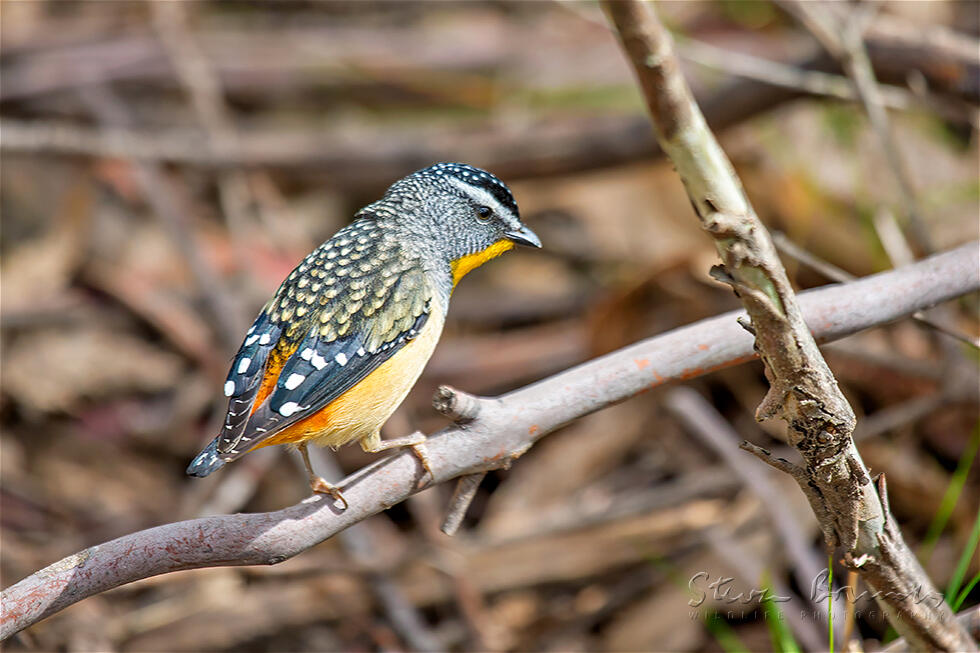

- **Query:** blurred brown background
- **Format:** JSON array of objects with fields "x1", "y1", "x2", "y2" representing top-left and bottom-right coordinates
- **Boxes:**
[{"x1": 1, "y1": 1, "x2": 978, "y2": 651}]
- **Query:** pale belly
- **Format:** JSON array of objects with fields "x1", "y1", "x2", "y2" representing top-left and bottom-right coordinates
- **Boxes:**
[{"x1": 254, "y1": 309, "x2": 445, "y2": 450}]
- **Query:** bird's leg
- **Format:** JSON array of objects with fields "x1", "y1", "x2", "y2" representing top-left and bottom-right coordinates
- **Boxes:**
[
  {"x1": 298, "y1": 442, "x2": 348, "y2": 510},
  {"x1": 361, "y1": 430, "x2": 433, "y2": 482}
]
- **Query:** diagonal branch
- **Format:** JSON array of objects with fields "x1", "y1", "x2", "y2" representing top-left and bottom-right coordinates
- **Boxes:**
[
  {"x1": 602, "y1": 1, "x2": 976, "y2": 650},
  {"x1": 1, "y1": 241, "x2": 977, "y2": 640}
]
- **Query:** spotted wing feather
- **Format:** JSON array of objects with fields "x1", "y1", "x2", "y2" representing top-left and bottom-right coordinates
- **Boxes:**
[
  {"x1": 187, "y1": 310, "x2": 281, "y2": 476},
  {"x1": 216, "y1": 221, "x2": 434, "y2": 459},
  {"x1": 219, "y1": 312, "x2": 282, "y2": 449}
]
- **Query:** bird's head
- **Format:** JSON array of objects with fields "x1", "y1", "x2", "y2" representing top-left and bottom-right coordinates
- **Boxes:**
[{"x1": 373, "y1": 162, "x2": 541, "y2": 285}]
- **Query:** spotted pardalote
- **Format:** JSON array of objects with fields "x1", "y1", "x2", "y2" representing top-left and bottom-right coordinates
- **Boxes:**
[{"x1": 187, "y1": 162, "x2": 541, "y2": 506}]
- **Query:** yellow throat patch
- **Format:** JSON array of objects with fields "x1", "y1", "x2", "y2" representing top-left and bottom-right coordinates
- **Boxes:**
[{"x1": 450, "y1": 239, "x2": 514, "y2": 287}]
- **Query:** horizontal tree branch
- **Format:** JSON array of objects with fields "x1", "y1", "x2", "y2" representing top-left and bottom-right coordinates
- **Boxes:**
[{"x1": 1, "y1": 241, "x2": 977, "y2": 640}]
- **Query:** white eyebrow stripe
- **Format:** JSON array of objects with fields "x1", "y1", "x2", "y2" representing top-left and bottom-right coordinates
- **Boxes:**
[{"x1": 446, "y1": 176, "x2": 515, "y2": 225}]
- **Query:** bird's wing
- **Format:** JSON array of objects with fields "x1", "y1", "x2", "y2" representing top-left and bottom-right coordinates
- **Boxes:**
[
  {"x1": 216, "y1": 235, "x2": 433, "y2": 458},
  {"x1": 216, "y1": 309, "x2": 283, "y2": 452}
]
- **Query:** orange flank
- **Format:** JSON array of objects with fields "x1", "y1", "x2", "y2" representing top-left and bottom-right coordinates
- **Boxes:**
[
  {"x1": 250, "y1": 346, "x2": 296, "y2": 415},
  {"x1": 450, "y1": 239, "x2": 514, "y2": 286},
  {"x1": 634, "y1": 358, "x2": 650, "y2": 370}
]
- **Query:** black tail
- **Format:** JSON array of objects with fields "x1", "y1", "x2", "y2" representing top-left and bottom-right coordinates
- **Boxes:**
[{"x1": 186, "y1": 439, "x2": 226, "y2": 477}]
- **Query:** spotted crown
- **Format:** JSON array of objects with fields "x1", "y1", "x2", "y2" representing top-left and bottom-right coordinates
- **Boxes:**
[{"x1": 411, "y1": 162, "x2": 520, "y2": 219}]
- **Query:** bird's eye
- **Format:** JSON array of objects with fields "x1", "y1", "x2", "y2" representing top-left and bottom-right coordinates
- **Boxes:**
[{"x1": 475, "y1": 205, "x2": 493, "y2": 221}]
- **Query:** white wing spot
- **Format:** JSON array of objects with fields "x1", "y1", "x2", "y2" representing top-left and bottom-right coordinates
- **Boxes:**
[
  {"x1": 259, "y1": 333, "x2": 272, "y2": 345},
  {"x1": 245, "y1": 334, "x2": 259, "y2": 346},
  {"x1": 224, "y1": 381, "x2": 235, "y2": 396},
  {"x1": 279, "y1": 401, "x2": 300, "y2": 417},
  {"x1": 311, "y1": 353, "x2": 327, "y2": 370},
  {"x1": 357, "y1": 347, "x2": 366, "y2": 356},
  {"x1": 335, "y1": 353, "x2": 348, "y2": 366},
  {"x1": 284, "y1": 373, "x2": 306, "y2": 390},
  {"x1": 300, "y1": 347, "x2": 314, "y2": 360},
  {"x1": 237, "y1": 357, "x2": 251, "y2": 374}
]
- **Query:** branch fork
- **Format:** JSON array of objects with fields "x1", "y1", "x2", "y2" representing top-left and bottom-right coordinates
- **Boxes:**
[{"x1": 432, "y1": 385, "x2": 491, "y2": 535}]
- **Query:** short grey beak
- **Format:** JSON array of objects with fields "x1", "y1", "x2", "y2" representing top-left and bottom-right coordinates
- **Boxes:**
[{"x1": 505, "y1": 225, "x2": 542, "y2": 248}]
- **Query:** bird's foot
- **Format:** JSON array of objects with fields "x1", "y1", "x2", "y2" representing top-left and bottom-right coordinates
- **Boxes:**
[
  {"x1": 410, "y1": 442, "x2": 433, "y2": 485},
  {"x1": 310, "y1": 476, "x2": 348, "y2": 510},
  {"x1": 362, "y1": 431, "x2": 432, "y2": 487}
]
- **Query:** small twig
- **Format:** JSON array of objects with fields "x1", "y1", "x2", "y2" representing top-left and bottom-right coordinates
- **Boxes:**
[
  {"x1": 875, "y1": 473, "x2": 892, "y2": 531},
  {"x1": 433, "y1": 385, "x2": 484, "y2": 423},
  {"x1": 737, "y1": 442, "x2": 814, "y2": 493},
  {"x1": 441, "y1": 472, "x2": 486, "y2": 536},
  {"x1": 432, "y1": 387, "x2": 490, "y2": 535}
]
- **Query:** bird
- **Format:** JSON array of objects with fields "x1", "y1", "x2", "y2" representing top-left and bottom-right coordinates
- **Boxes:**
[{"x1": 186, "y1": 162, "x2": 541, "y2": 507}]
